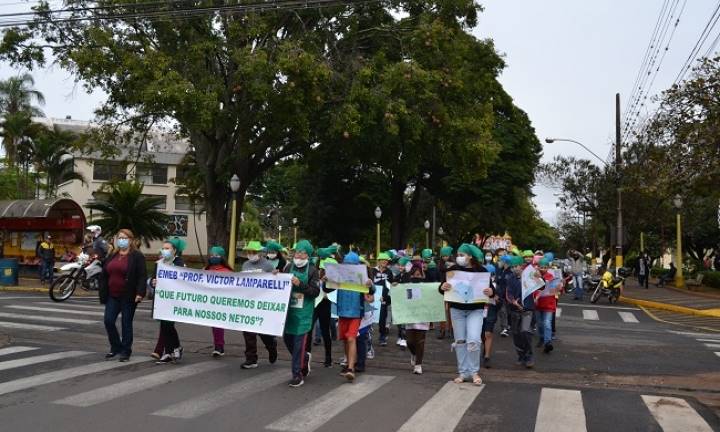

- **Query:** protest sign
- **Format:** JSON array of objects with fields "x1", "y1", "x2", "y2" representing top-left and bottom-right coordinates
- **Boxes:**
[
  {"x1": 540, "y1": 269, "x2": 563, "y2": 297},
  {"x1": 153, "y1": 263, "x2": 293, "y2": 336},
  {"x1": 443, "y1": 271, "x2": 491, "y2": 304},
  {"x1": 390, "y1": 283, "x2": 446, "y2": 324},
  {"x1": 324, "y1": 263, "x2": 369, "y2": 293},
  {"x1": 521, "y1": 264, "x2": 545, "y2": 301}
]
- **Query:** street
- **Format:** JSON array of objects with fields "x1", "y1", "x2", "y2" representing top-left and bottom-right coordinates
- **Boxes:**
[{"x1": 0, "y1": 292, "x2": 718, "y2": 432}]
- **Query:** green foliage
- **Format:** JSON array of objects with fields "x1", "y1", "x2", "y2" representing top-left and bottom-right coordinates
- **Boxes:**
[
  {"x1": 698, "y1": 271, "x2": 720, "y2": 289},
  {"x1": 31, "y1": 125, "x2": 86, "y2": 197},
  {"x1": 0, "y1": 73, "x2": 44, "y2": 168},
  {"x1": 85, "y1": 181, "x2": 170, "y2": 247}
]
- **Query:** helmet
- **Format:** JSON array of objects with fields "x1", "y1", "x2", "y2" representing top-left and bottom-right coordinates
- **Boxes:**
[{"x1": 86, "y1": 225, "x2": 102, "y2": 234}]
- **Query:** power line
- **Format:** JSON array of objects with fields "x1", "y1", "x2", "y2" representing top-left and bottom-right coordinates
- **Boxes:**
[{"x1": 671, "y1": 0, "x2": 720, "y2": 87}]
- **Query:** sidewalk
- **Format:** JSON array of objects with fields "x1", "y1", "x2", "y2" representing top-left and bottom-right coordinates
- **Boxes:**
[{"x1": 620, "y1": 278, "x2": 720, "y2": 318}]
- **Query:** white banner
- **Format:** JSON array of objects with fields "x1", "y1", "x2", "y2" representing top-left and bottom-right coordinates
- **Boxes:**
[{"x1": 153, "y1": 263, "x2": 293, "y2": 337}]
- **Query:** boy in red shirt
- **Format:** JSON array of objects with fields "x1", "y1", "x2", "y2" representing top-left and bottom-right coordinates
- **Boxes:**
[{"x1": 534, "y1": 258, "x2": 559, "y2": 353}]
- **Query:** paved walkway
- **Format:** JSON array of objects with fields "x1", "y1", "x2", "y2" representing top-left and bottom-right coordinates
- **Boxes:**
[{"x1": 621, "y1": 278, "x2": 720, "y2": 317}]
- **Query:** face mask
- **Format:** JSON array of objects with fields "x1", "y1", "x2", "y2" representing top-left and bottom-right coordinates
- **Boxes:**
[
  {"x1": 208, "y1": 256, "x2": 222, "y2": 265},
  {"x1": 455, "y1": 255, "x2": 468, "y2": 267},
  {"x1": 248, "y1": 254, "x2": 260, "y2": 262},
  {"x1": 390, "y1": 266, "x2": 400, "y2": 277},
  {"x1": 116, "y1": 238, "x2": 129, "y2": 249},
  {"x1": 293, "y1": 258, "x2": 308, "y2": 267},
  {"x1": 404, "y1": 263, "x2": 412, "y2": 273},
  {"x1": 485, "y1": 255, "x2": 492, "y2": 263},
  {"x1": 267, "y1": 252, "x2": 277, "y2": 259},
  {"x1": 161, "y1": 249, "x2": 173, "y2": 261}
]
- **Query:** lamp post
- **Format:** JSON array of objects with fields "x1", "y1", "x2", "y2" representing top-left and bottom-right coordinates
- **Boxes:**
[
  {"x1": 228, "y1": 174, "x2": 241, "y2": 270},
  {"x1": 292, "y1": 218, "x2": 298, "y2": 245},
  {"x1": 278, "y1": 225, "x2": 282, "y2": 246},
  {"x1": 673, "y1": 194, "x2": 684, "y2": 289},
  {"x1": 438, "y1": 227, "x2": 444, "y2": 248},
  {"x1": 374, "y1": 207, "x2": 382, "y2": 259},
  {"x1": 424, "y1": 220, "x2": 430, "y2": 249}
]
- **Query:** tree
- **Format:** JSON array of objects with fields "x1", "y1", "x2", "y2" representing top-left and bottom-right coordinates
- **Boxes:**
[
  {"x1": 85, "y1": 181, "x2": 170, "y2": 247},
  {"x1": 0, "y1": 73, "x2": 44, "y2": 167},
  {"x1": 31, "y1": 125, "x2": 86, "y2": 197}
]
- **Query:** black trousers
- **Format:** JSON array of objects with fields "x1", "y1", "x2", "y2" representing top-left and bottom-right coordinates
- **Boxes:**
[
  {"x1": 305, "y1": 297, "x2": 332, "y2": 361},
  {"x1": 159, "y1": 320, "x2": 179, "y2": 354},
  {"x1": 243, "y1": 331, "x2": 277, "y2": 363}
]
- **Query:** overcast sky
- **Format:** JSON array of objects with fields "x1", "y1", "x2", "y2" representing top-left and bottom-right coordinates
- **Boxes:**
[{"x1": 0, "y1": 1, "x2": 715, "y2": 225}]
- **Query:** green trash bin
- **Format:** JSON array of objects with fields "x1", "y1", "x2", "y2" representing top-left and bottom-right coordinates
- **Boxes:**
[{"x1": 0, "y1": 258, "x2": 19, "y2": 286}]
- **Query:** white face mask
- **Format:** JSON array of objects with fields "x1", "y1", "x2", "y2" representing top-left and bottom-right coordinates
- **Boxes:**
[
  {"x1": 267, "y1": 252, "x2": 277, "y2": 259},
  {"x1": 485, "y1": 255, "x2": 492, "y2": 263},
  {"x1": 404, "y1": 263, "x2": 413, "y2": 273},
  {"x1": 456, "y1": 255, "x2": 469, "y2": 267},
  {"x1": 293, "y1": 258, "x2": 308, "y2": 268},
  {"x1": 248, "y1": 254, "x2": 260, "y2": 262}
]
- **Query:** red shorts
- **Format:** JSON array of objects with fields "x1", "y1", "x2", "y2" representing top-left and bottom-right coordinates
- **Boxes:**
[{"x1": 338, "y1": 318, "x2": 361, "y2": 340}]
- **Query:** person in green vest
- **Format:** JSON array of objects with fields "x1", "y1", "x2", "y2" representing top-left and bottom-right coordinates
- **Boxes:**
[{"x1": 283, "y1": 239, "x2": 320, "y2": 388}]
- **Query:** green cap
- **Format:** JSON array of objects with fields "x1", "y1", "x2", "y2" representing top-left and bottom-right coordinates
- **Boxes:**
[
  {"x1": 539, "y1": 258, "x2": 550, "y2": 267},
  {"x1": 293, "y1": 239, "x2": 314, "y2": 255},
  {"x1": 509, "y1": 256, "x2": 524, "y2": 267},
  {"x1": 421, "y1": 248, "x2": 433, "y2": 259},
  {"x1": 377, "y1": 252, "x2": 391, "y2": 261},
  {"x1": 440, "y1": 246, "x2": 453, "y2": 257},
  {"x1": 243, "y1": 241, "x2": 263, "y2": 252},
  {"x1": 317, "y1": 248, "x2": 332, "y2": 259},
  {"x1": 398, "y1": 256, "x2": 411, "y2": 266},
  {"x1": 167, "y1": 237, "x2": 187, "y2": 254},
  {"x1": 265, "y1": 241, "x2": 283, "y2": 252},
  {"x1": 457, "y1": 243, "x2": 483, "y2": 261},
  {"x1": 522, "y1": 250, "x2": 534, "y2": 258},
  {"x1": 209, "y1": 246, "x2": 226, "y2": 257},
  {"x1": 319, "y1": 257, "x2": 338, "y2": 270}
]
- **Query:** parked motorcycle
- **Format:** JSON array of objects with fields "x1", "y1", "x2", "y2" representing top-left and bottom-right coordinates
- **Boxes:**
[
  {"x1": 590, "y1": 270, "x2": 625, "y2": 304},
  {"x1": 49, "y1": 253, "x2": 102, "y2": 302}
]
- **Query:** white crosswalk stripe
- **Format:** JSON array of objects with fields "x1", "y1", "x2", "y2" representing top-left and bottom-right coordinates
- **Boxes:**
[
  {"x1": 0, "y1": 357, "x2": 145, "y2": 397},
  {"x1": 0, "y1": 346, "x2": 39, "y2": 357},
  {"x1": 703, "y1": 343, "x2": 720, "y2": 350},
  {"x1": 0, "y1": 320, "x2": 65, "y2": 331},
  {"x1": 152, "y1": 369, "x2": 288, "y2": 419},
  {"x1": 265, "y1": 374, "x2": 395, "y2": 432},
  {"x1": 696, "y1": 338, "x2": 720, "y2": 343},
  {"x1": 0, "y1": 351, "x2": 89, "y2": 372},
  {"x1": 5, "y1": 305, "x2": 104, "y2": 317},
  {"x1": 642, "y1": 395, "x2": 713, "y2": 432},
  {"x1": 582, "y1": 310, "x2": 599, "y2": 321},
  {"x1": 0, "y1": 312, "x2": 99, "y2": 325},
  {"x1": 396, "y1": 382, "x2": 484, "y2": 432},
  {"x1": 535, "y1": 388, "x2": 587, "y2": 432},
  {"x1": 54, "y1": 361, "x2": 225, "y2": 407},
  {"x1": 617, "y1": 311, "x2": 639, "y2": 323},
  {"x1": 37, "y1": 302, "x2": 151, "y2": 313},
  {"x1": 715, "y1": 352, "x2": 720, "y2": 358}
]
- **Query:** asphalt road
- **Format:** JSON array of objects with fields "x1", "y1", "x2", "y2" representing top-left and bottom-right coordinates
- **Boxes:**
[{"x1": 0, "y1": 292, "x2": 718, "y2": 432}]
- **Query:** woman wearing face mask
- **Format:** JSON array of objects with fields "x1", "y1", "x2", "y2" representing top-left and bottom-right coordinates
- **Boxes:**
[
  {"x1": 240, "y1": 241, "x2": 278, "y2": 369},
  {"x1": 439, "y1": 243, "x2": 494, "y2": 385},
  {"x1": 152, "y1": 238, "x2": 186, "y2": 364},
  {"x1": 402, "y1": 262, "x2": 430, "y2": 374},
  {"x1": 99, "y1": 229, "x2": 147, "y2": 362},
  {"x1": 205, "y1": 246, "x2": 233, "y2": 358},
  {"x1": 265, "y1": 241, "x2": 286, "y2": 271}
]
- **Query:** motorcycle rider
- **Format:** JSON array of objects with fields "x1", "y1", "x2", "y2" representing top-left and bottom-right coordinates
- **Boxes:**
[{"x1": 86, "y1": 225, "x2": 109, "y2": 260}]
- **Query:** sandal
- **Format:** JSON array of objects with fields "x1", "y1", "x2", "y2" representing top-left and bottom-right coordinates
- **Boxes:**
[
  {"x1": 453, "y1": 376, "x2": 464, "y2": 384},
  {"x1": 472, "y1": 374, "x2": 483, "y2": 386}
]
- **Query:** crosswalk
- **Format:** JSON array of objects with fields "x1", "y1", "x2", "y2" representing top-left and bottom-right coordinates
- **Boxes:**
[
  {"x1": 0, "y1": 344, "x2": 714, "y2": 431},
  {"x1": 695, "y1": 335, "x2": 720, "y2": 360},
  {"x1": 556, "y1": 304, "x2": 643, "y2": 323}
]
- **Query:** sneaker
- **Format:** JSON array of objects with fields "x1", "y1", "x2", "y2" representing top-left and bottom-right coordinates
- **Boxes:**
[
  {"x1": 173, "y1": 347, "x2": 183, "y2": 362},
  {"x1": 410, "y1": 354, "x2": 416, "y2": 366},
  {"x1": 483, "y1": 357, "x2": 491, "y2": 369},
  {"x1": 339, "y1": 357, "x2": 348, "y2": 367},
  {"x1": 339, "y1": 367, "x2": 349, "y2": 376},
  {"x1": 212, "y1": 346, "x2": 225, "y2": 358},
  {"x1": 150, "y1": 352, "x2": 161, "y2": 360},
  {"x1": 343, "y1": 369, "x2": 355, "y2": 382},
  {"x1": 543, "y1": 343, "x2": 554, "y2": 354},
  {"x1": 367, "y1": 347, "x2": 375, "y2": 360},
  {"x1": 397, "y1": 339, "x2": 407, "y2": 348},
  {"x1": 500, "y1": 329, "x2": 509, "y2": 338},
  {"x1": 105, "y1": 352, "x2": 118, "y2": 360},
  {"x1": 241, "y1": 360, "x2": 258, "y2": 369},
  {"x1": 379, "y1": 338, "x2": 388, "y2": 347},
  {"x1": 118, "y1": 354, "x2": 130, "y2": 362},
  {"x1": 268, "y1": 346, "x2": 278, "y2": 364},
  {"x1": 525, "y1": 359, "x2": 535, "y2": 368},
  {"x1": 156, "y1": 353, "x2": 173, "y2": 364},
  {"x1": 324, "y1": 358, "x2": 333, "y2": 368},
  {"x1": 413, "y1": 365, "x2": 423, "y2": 375},
  {"x1": 288, "y1": 377, "x2": 304, "y2": 388}
]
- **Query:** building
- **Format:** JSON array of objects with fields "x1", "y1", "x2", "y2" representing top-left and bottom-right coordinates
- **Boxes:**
[{"x1": 42, "y1": 117, "x2": 209, "y2": 257}]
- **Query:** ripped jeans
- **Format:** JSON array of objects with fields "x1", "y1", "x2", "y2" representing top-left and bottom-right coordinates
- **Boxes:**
[{"x1": 450, "y1": 307, "x2": 484, "y2": 378}]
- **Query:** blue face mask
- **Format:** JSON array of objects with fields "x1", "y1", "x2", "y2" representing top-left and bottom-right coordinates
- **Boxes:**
[
  {"x1": 161, "y1": 249, "x2": 174, "y2": 261},
  {"x1": 116, "y1": 238, "x2": 130, "y2": 249},
  {"x1": 208, "y1": 256, "x2": 223, "y2": 265}
]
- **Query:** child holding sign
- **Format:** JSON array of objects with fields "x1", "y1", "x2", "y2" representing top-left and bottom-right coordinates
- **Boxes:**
[
  {"x1": 402, "y1": 262, "x2": 430, "y2": 375},
  {"x1": 534, "y1": 258, "x2": 559, "y2": 354}
]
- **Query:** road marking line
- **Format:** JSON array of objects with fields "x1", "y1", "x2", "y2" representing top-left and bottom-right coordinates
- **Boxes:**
[
  {"x1": 715, "y1": 352, "x2": 720, "y2": 358},
  {"x1": 6, "y1": 305, "x2": 104, "y2": 316},
  {"x1": 0, "y1": 346, "x2": 39, "y2": 357},
  {"x1": 265, "y1": 374, "x2": 395, "y2": 432},
  {"x1": 153, "y1": 369, "x2": 288, "y2": 419},
  {"x1": 697, "y1": 338, "x2": 720, "y2": 343},
  {"x1": 618, "y1": 311, "x2": 639, "y2": 323},
  {"x1": 0, "y1": 357, "x2": 145, "y2": 396},
  {"x1": 0, "y1": 296, "x2": 45, "y2": 300},
  {"x1": 54, "y1": 361, "x2": 224, "y2": 407},
  {"x1": 582, "y1": 310, "x2": 599, "y2": 321},
  {"x1": 396, "y1": 382, "x2": 484, "y2": 432},
  {"x1": 0, "y1": 321, "x2": 65, "y2": 331},
  {"x1": 703, "y1": 343, "x2": 720, "y2": 350},
  {"x1": 642, "y1": 395, "x2": 713, "y2": 432},
  {"x1": 0, "y1": 312, "x2": 98, "y2": 325},
  {"x1": 556, "y1": 308, "x2": 562, "y2": 318},
  {"x1": 535, "y1": 388, "x2": 587, "y2": 432},
  {"x1": 558, "y1": 302, "x2": 639, "y2": 310},
  {"x1": 37, "y1": 302, "x2": 151, "y2": 313},
  {"x1": 0, "y1": 350, "x2": 89, "y2": 372}
]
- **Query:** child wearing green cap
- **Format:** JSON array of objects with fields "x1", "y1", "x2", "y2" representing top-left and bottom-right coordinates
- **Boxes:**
[
  {"x1": 506, "y1": 255, "x2": 536, "y2": 368},
  {"x1": 151, "y1": 238, "x2": 186, "y2": 364},
  {"x1": 205, "y1": 246, "x2": 233, "y2": 358}
]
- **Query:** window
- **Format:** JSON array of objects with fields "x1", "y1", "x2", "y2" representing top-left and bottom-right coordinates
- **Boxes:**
[
  {"x1": 92, "y1": 161, "x2": 126, "y2": 181},
  {"x1": 136, "y1": 164, "x2": 168, "y2": 185},
  {"x1": 141, "y1": 194, "x2": 167, "y2": 210},
  {"x1": 175, "y1": 195, "x2": 194, "y2": 211}
]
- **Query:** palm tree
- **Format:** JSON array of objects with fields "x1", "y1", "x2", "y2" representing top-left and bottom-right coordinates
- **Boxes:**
[
  {"x1": 31, "y1": 125, "x2": 86, "y2": 197},
  {"x1": 0, "y1": 74, "x2": 45, "y2": 167},
  {"x1": 85, "y1": 180, "x2": 170, "y2": 247}
]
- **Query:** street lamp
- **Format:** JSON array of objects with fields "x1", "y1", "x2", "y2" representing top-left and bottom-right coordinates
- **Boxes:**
[
  {"x1": 228, "y1": 174, "x2": 241, "y2": 270},
  {"x1": 278, "y1": 225, "x2": 283, "y2": 246},
  {"x1": 424, "y1": 219, "x2": 430, "y2": 249},
  {"x1": 673, "y1": 194, "x2": 685, "y2": 289},
  {"x1": 374, "y1": 207, "x2": 382, "y2": 260},
  {"x1": 292, "y1": 217, "x2": 298, "y2": 245}
]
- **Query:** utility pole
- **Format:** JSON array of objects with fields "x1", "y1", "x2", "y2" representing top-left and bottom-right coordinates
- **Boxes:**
[
  {"x1": 431, "y1": 205, "x2": 436, "y2": 251},
  {"x1": 615, "y1": 93, "x2": 624, "y2": 272}
]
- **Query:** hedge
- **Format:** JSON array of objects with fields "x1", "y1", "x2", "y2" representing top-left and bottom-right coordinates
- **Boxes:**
[{"x1": 699, "y1": 271, "x2": 720, "y2": 289}]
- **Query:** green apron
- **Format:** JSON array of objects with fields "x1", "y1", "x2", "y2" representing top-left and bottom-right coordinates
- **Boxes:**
[{"x1": 284, "y1": 264, "x2": 316, "y2": 335}]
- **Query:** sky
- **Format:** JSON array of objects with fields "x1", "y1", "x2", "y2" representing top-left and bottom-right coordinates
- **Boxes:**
[{"x1": 0, "y1": 0, "x2": 716, "y2": 225}]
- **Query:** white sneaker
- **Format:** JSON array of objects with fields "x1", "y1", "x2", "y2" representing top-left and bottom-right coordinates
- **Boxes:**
[
  {"x1": 367, "y1": 348, "x2": 375, "y2": 360},
  {"x1": 155, "y1": 354, "x2": 173, "y2": 364},
  {"x1": 172, "y1": 347, "x2": 183, "y2": 362},
  {"x1": 413, "y1": 365, "x2": 423, "y2": 375},
  {"x1": 410, "y1": 354, "x2": 416, "y2": 366},
  {"x1": 339, "y1": 356, "x2": 348, "y2": 367},
  {"x1": 398, "y1": 339, "x2": 407, "y2": 348}
]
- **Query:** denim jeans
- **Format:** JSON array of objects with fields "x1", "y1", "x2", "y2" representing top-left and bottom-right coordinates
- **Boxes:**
[
  {"x1": 536, "y1": 310, "x2": 553, "y2": 345},
  {"x1": 283, "y1": 333, "x2": 309, "y2": 379},
  {"x1": 450, "y1": 307, "x2": 484, "y2": 378},
  {"x1": 39, "y1": 259, "x2": 54, "y2": 283},
  {"x1": 104, "y1": 296, "x2": 137, "y2": 356},
  {"x1": 573, "y1": 273, "x2": 584, "y2": 298}
]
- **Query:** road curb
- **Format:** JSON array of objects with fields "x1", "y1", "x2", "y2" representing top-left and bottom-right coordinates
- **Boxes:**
[
  {"x1": 620, "y1": 296, "x2": 720, "y2": 318},
  {"x1": 0, "y1": 286, "x2": 47, "y2": 293}
]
